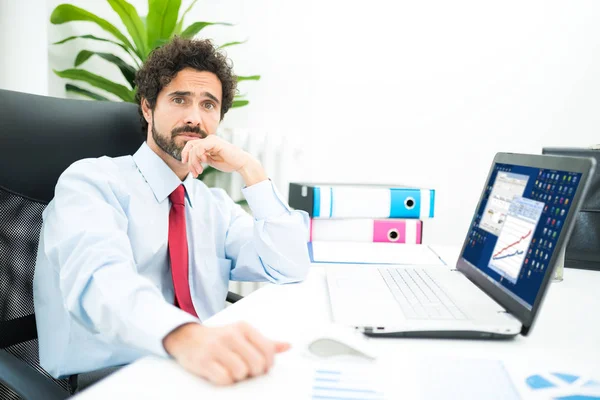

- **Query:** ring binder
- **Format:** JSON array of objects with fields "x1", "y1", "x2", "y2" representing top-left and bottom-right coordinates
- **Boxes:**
[
  {"x1": 309, "y1": 218, "x2": 422, "y2": 244},
  {"x1": 289, "y1": 183, "x2": 435, "y2": 219}
]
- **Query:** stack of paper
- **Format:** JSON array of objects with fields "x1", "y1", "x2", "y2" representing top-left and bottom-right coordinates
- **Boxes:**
[{"x1": 308, "y1": 241, "x2": 445, "y2": 266}]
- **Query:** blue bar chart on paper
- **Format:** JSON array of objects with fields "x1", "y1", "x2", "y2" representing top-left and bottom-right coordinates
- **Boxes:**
[
  {"x1": 311, "y1": 366, "x2": 386, "y2": 400},
  {"x1": 516, "y1": 369, "x2": 600, "y2": 399}
]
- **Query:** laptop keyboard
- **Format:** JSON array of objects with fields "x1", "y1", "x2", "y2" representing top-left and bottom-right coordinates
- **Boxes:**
[{"x1": 379, "y1": 268, "x2": 468, "y2": 320}]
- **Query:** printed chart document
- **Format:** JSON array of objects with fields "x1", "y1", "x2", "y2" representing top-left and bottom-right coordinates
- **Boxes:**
[
  {"x1": 309, "y1": 241, "x2": 444, "y2": 266},
  {"x1": 310, "y1": 363, "x2": 387, "y2": 400},
  {"x1": 71, "y1": 345, "x2": 600, "y2": 399},
  {"x1": 504, "y1": 360, "x2": 600, "y2": 400},
  {"x1": 411, "y1": 357, "x2": 600, "y2": 400}
]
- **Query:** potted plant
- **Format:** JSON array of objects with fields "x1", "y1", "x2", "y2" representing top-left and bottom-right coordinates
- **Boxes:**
[{"x1": 50, "y1": 0, "x2": 259, "y2": 192}]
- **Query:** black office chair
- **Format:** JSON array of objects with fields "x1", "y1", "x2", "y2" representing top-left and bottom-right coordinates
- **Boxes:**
[{"x1": 0, "y1": 89, "x2": 243, "y2": 399}]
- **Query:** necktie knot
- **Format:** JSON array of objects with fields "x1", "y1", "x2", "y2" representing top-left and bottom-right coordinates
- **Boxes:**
[{"x1": 169, "y1": 184, "x2": 186, "y2": 206}]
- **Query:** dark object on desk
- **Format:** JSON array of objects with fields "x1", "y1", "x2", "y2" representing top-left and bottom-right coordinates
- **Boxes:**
[
  {"x1": 0, "y1": 89, "x2": 243, "y2": 399},
  {"x1": 543, "y1": 147, "x2": 600, "y2": 271}
]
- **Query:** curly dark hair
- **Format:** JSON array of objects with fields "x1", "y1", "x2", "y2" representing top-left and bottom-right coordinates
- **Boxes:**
[{"x1": 134, "y1": 36, "x2": 237, "y2": 134}]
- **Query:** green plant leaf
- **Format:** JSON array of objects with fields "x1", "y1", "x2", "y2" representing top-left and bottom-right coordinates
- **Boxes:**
[
  {"x1": 74, "y1": 50, "x2": 137, "y2": 89},
  {"x1": 174, "y1": 0, "x2": 198, "y2": 35},
  {"x1": 53, "y1": 34, "x2": 141, "y2": 67},
  {"x1": 180, "y1": 21, "x2": 233, "y2": 39},
  {"x1": 202, "y1": 165, "x2": 218, "y2": 175},
  {"x1": 235, "y1": 199, "x2": 249, "y2": 208},
  {"x1": 107, "y1": 0, "x2": 148, "y2": 57},
  {"x1": 236, "y1": 75, "x2": 261, "y2": 82},
  {"x1": 65, "y1": 83, "x2": 110, "y2": 101},
  {"x1": 147, "y1": 0, "x2": 182, "y2": 49},
  {"x1": 50, "y1": 4, "x2": 136, "y2": 55},
  {"x1": 218, "y1": 40, "x2": 248, "y2": 49},
  {"x1": 151, "y1": 38, "x2": 170, "y2": 48},
  {"x1": 54, "y1": 68, "x2": 136, "y2": 102},
  {"x1": 232, "y1": 100, "x2": 249, "y2": 108},
  {"x1": 196, "y1": 165, "x2": 219, "y2": 181},
  {"x1": 53, "y1": 34, "x2": 125, "y2": 50}
]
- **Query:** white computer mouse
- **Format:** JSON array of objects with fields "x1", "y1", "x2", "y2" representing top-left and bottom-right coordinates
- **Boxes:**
[
  {"x1": 307, "y1": 337, "x2": 376, "y2": 360},
  {"x1": 305, "y1": 326, "x2": 377, "y2": 361}
]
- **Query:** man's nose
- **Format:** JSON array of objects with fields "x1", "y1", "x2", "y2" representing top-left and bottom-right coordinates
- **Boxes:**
[{"x1": 183, "y1": 107, "x2": 203, "y2": 127}]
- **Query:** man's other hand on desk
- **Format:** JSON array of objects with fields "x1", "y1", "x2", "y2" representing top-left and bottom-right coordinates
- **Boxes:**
[{"x1": 163, "y1": 322, "x2": 290, "y2": 385}]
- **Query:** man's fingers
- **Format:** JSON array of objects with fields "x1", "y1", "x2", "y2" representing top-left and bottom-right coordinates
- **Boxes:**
[
  {"x1": 274, "y1": 341, "x2": 291, "y2": 353},
  {"x1": 187, "y1": 158, "x2": 196, "y2": 177},
  {"x1": 229, "y1": 333, "x2": 268, "y2": 377},
  {"x1": 192, "y1": 158, "x2": 203, "y2": 176},
  {"x1": 183, "y1": 143, "x2": 209, "y2": 175},
  {"x1": 187, "y1": 148, "x2": 198, "y2": 177},
  {"x1": 216, "y1": 348, "x2": 250, "y2": 382},
  {"x1": 181, "y1": 145, "x2": 186, "y2": 163},
  {"x1": 181, "y1": 141, "x2": 192, "y2": 163},
  {"x1": 242, "y1": 325, "x2": 276, "y2": 370},
  {"x1": 204, "y1": 361, "x2": 234, "y2": 386}
]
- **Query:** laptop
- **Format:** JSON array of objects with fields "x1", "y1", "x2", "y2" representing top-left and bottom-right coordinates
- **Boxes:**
[{"x1": 326, "y1": 152, "x2": 596, "y2": 339}]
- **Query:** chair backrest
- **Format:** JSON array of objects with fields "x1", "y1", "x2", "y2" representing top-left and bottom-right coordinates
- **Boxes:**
[{"x1": 0, "y1": 89, "x2": 143, "y2": 398}]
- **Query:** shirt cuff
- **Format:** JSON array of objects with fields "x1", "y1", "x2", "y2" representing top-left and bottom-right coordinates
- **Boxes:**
[
  {"x1": 242, "y1": 179, "x2": 291, "y2": 220},
  {"x1": 146, "y1": 305, "x2": 199, "y2": 358}
]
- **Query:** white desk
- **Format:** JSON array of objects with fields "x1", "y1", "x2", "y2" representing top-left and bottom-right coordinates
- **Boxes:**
[{"x1": 74, "y1": 246, "x2": 600, "y2": 399}]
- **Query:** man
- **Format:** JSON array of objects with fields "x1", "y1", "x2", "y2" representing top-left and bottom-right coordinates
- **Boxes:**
[{"x1": 33, "y1": 37, "x2": 310, "y2": 386}]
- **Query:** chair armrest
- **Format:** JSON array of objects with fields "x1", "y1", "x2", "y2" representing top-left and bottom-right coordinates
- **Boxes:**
[
  {"x1": 226, "y1": 291, "x2": 243, "y2": 304},
  {"x1": 0, "y1": 350, "x2": 69, "y2": 400}
]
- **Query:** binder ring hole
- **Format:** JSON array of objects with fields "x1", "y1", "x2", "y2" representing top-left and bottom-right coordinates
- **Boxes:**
[
  {"x1": 405, "y1": 197, "x2": 415, "y2": 209},
  {"x1": 388, "y1": 228, "x2": 400, "y2": 242}
]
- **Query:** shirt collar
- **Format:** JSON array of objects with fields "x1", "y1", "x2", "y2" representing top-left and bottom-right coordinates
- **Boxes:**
[{"x1": 133, "y1": 142, "x2": 196, "y2": 207}]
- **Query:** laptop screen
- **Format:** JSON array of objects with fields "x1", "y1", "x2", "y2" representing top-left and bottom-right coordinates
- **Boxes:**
[{"x1": 462, "y1": 162, "x2": 583, "y2": 309}]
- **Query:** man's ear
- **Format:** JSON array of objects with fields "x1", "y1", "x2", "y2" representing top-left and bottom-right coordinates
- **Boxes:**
[{"x1": 141, "y1": 98, "x2": 152, "y2": 123}]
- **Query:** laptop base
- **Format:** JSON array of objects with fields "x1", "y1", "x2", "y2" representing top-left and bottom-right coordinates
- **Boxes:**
[{"x1": 361, "y1": 327, "x2": 518, "y2": 340}]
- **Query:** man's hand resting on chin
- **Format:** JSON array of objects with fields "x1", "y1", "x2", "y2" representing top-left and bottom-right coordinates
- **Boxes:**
[{"x1": 180, "y1": 135, "x2": 268, "y2": 186}]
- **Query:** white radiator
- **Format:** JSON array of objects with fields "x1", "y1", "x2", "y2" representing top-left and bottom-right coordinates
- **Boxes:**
[{"x1": 212, "y1": 128, "x2": 304, "y2": 297}]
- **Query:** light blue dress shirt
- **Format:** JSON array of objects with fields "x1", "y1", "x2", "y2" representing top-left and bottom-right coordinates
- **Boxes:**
[{"x1": 33, "y1": 142, "x2": 310, "y2": 378}]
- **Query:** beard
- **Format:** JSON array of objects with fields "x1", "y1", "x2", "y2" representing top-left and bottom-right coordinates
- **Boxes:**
[{"x1": 151, "y1": 113, "x2": 207, "y2": 161}]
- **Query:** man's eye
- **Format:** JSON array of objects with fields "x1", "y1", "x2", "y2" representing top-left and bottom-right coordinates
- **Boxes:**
[
  {"x1": 173, "y1": 97, "x2": 185, "y2": 104},
  {"x1": 204, "y1": 102, "x2": 215, "y2": 110}
]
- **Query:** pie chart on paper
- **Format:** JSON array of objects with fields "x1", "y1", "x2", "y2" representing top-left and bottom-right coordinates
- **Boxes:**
[{"x1": 525, "y1": 372, "x2": 600, "y2": 399}]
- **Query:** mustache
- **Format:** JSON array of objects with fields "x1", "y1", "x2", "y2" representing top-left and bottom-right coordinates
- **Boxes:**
[{"x1": 171, "y1": 125, "x2": 208, "y2": 138}]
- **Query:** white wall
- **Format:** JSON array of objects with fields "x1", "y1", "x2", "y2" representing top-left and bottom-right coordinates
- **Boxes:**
[
  {"x1": 303, "y1": 1, "x2": 600, "y2": 245},
  {"x1": 15, "y1": 0, "x2": 600, "y2": 245},
  {"x1": 0, "y1": 0, "x2": 48, "y2": 95}
]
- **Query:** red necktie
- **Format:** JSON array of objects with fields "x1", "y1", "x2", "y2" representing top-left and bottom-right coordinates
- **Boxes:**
[{"x1": 168, "y1": 185, "x2": 198, "y2": 317}]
